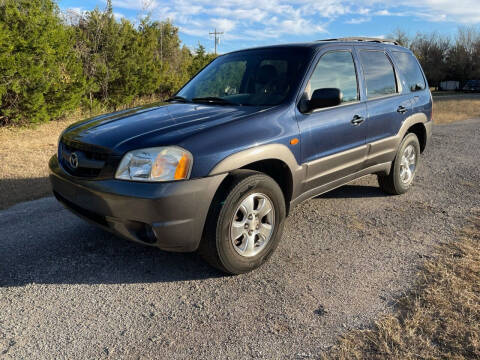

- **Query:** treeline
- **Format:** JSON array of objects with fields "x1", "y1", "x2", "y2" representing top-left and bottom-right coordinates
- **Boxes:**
[
  {"x1": 2, "y1": 0, "x2": 479, "y2": 125},
  {"x1": 391, "y1": 28, "x2": 480, "y2": 88},
  {"x1": 0, "y1": 0, "x2": 215, "y2": 125}
]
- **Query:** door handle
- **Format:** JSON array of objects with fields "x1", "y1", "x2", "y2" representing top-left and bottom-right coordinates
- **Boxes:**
[
  {"x1": 397, "y1": 105, "x2": 408, "y2": 114},
  {"x1": 351, "y1": 115, "x2": 364, "y2": 126}
]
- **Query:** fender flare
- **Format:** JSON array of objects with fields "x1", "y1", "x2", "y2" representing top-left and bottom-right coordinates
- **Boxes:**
[{"x1": 208, "y1": 143, "x2": 305, "y2": 200}]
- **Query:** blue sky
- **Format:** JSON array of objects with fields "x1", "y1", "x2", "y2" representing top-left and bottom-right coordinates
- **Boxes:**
[{"x1": 59, "y1": 0, "x2": 480, "y2": 53}]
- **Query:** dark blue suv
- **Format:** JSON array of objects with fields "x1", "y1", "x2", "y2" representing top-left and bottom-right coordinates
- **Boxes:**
[{"x1": 50, "y1": 37, "x2": 433, "y2": 274}]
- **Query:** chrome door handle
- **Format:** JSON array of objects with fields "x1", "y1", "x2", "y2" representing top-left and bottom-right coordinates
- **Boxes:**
[
  {"x1": 351, "y1": 115, "x2": 365, "y2": 126},
  {"x1": 397, "y1": 105, "x2": 408, "y2": 114}
]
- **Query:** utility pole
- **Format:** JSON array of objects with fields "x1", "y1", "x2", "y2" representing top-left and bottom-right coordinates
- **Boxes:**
[{"x1": 209, "y1": 28, "x2": 223, "y2": 55}]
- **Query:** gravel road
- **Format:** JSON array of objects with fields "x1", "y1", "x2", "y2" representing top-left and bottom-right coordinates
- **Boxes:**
[{"x1": 1, "y1": 119, "x2": 479, "y2": 359}]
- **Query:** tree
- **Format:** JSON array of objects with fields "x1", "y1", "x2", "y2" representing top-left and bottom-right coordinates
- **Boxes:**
[
  {"x1": 189, "y1": 44, "x2": 217, "y2": 77},
  {"x1": 73, "y1": 9, "x2": 196, "y2": 109},
  {"x1": 447, "y1": 27, "x2": 480, "y2": 84},
  {"x1": 410, "y1": 32, "x2": 450, "y2": 87},
  {"x1": 389, "y1": 28, "x2": 410, "y2": 48},
  {"x1": 0, "y1": 0, "x2": 220, "y2": 124},
  {"x1": 74, "y1": 7, "x2": 121, "y2": 110},
  {"x1": 0, "y1": 0, "x2": 85, "y2": 124}
]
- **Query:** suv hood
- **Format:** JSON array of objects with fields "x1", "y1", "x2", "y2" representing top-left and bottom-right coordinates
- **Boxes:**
[{"x1": 61, "y1": 102, "x2": 267, "y2": 153}]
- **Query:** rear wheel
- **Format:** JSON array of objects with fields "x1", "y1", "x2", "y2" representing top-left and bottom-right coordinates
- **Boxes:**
[
  {"x1": 378, "y1": 133, "x2": 420, "y2": 195},
  {"x1": 199, "y1": 170, "x2": 286, "y2": 274}
]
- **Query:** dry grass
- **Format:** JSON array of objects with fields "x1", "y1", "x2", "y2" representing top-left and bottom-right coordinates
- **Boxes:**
[
  {"x1": 324, "y1": 213, "x2": 480, "y2": 360},
  {"x1": 0, "y1": 116, "x2": 79, "y2": 209},
  {"x1": 0, "y1": 96, "x2": 162, "y2": 210},
  {"x1": 433, "y1": 98, "x2": 480, "y2": 124}
]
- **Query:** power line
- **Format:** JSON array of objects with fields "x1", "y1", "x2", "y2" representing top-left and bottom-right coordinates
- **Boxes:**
[{"x1": 209, "y1": 28, "x2": 224, "y2": 55}]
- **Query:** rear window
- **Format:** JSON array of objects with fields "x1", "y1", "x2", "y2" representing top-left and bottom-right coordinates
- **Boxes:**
[
  {"x1": 359, "y1": 51, "x2": 397, "y2": 99},
  {"x1": 391, "y1": 51, "x2": 426, "y2": 92}
]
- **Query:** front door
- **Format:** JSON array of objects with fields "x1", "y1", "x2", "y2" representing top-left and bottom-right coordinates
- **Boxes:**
[{"x1": 296, "y1": 47, "x2": 367, "y2": 193}]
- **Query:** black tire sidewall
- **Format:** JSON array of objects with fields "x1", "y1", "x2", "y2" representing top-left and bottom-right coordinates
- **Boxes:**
[
  {"x1": 392, "y1": 133, "x2": 420, "y2": 194},
  {"x1": 215, "y1": 175, "x2": 286, "y2": 274}
]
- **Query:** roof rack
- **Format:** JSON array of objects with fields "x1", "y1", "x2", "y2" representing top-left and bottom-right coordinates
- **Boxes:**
[{"x1": 318, "y1": 37, "x2": 399, "y2": 45}]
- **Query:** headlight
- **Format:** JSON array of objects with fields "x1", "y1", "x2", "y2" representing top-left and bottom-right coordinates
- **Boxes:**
[{"x1": 115, "y1": 147, "x2": 193, "y2": 182}]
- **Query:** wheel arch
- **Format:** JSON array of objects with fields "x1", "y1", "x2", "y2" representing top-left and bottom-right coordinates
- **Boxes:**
[
  {"x1": 209, "y1": 144, "x2": 304, "y2": 216},
  {"x1": 239, "y1": 159, "x2": 293, "y2": 215},
  {"x1": 406, "y1": 122, "x2": 427, "y2": 153},
  {"x1": 398, "y1": 112, "x2": 430, "y2": 154}
]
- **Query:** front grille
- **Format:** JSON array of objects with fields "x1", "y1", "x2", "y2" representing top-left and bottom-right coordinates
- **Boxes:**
[
  {"x1": 62, "y1": 142, "x2": 109, "y2": 161},
  {"x1": 58, "y1": 140, "x2": 112, "y2": 179}
]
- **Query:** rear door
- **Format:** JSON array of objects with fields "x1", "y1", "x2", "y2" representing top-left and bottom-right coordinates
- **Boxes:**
[
  {"x1": 296, "y1": 46, "x2": 368, "y2": 192},
  {"x1": 389, "y1": 50, "x2": 431, "y2": 125},
  {"x1": 355, "y1": 47, "x2": 412, "y2": 167}
]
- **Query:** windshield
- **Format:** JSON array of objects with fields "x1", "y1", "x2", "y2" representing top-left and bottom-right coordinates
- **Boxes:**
[{"x1": 176, "y1": 47, "x2": 312, "y2": 106}]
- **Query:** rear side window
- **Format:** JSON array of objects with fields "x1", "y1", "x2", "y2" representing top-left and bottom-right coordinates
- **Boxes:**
[
  {"x1": 307, "y1": 51, "x2": 359, "y2": 103},
  {"x1": 391, "y1": 51, "x2": 426, "y2": 92},
  {"x1": 359, "y1": 51, "x2": 397, "y2": 99}
]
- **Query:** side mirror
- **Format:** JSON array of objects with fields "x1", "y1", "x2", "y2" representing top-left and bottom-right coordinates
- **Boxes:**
[
  {"x1": 411, "y1": 82, "x2": 425, "y2": 92},
  {"x1": 300, "y1": 88, "x2": 343, "y2": 113}
]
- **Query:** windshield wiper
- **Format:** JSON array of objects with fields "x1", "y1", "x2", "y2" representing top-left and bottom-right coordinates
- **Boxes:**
[
  {"x1": 192, "y1": 97, "x2": 238, "y2": 106},
  {"x1": 166, "y1": 95, "x2": 189, "y2": 103}
]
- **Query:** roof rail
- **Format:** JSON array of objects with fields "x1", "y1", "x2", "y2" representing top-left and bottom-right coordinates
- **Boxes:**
[{"x1": 318, "y1": 37, "x2": 399, "y2": 45}]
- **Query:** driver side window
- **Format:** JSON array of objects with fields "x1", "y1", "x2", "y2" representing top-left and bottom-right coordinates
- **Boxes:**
[{"x1": 306, "y1": 51, "x2": 359, "y2": 104}]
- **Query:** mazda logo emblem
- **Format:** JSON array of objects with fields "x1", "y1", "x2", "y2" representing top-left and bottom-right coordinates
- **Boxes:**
[{"x1": 69, "y1": 152, "x2": 79, "y2": 169}]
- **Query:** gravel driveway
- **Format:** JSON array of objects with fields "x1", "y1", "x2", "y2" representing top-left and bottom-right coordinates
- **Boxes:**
[{"x1": 1, "y1": 119, "x2": 479, "y2": 359}]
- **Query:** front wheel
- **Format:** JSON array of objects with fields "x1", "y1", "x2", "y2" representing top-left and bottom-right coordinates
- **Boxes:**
[
  {"x1": 378, "y1": 133, "x2": 420, "y2": 195},
  {"x1": 198, "y1": 170, "x2": 286, "y2": 274}
]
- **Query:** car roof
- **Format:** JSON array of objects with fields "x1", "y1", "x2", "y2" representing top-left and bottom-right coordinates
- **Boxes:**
[{"x1": 226, "y1": 38, "x2": 411, "y2": 55}]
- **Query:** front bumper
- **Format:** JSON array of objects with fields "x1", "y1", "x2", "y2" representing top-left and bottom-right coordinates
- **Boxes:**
[{"x1": 49, "y1": 155, "x2": 226, "y2": 252}]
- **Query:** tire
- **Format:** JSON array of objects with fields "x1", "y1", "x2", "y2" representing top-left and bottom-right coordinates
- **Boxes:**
[
  {"x1": 198, "y1": 170, "x2": 286, "y2": 274},
  {"x1": 378, "y1": 133, "x2": 421, "y2": 195}
]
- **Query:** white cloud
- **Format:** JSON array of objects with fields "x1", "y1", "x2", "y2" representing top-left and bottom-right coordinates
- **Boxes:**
[
  {"x1": 154, "y1": 0, "x2": 336, "y2": 42},
  {"x1": 114, "y1": 12, "x2": 125, "y2": 20},
  {"x1": 210, "y1": 7, "x2": 268, "y2": 22},
  {"x1": 211, "y1": 18, "x2": 236, "y2": 32},
  {"x1": 375, "y1": 9, "x2": 391, "y2": 16},
  {"x1": 370, "y1": 0, "x2": 480, "y2": 23},
  {"x1": 107, "y1": 0, "x2": 480, "y2": 28},
  {"x1": 112, "y1": 0, "x2": 159, "y2": 11},
  {"x1": 66, "y1": 7, "x2": 84, "y2": 15},
  {"x1": 346, "y1": 17, "x2": 372, "y2": 24},
  {"x1": 102, "y1": 0, "x2": 480, "y2": 52}
]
